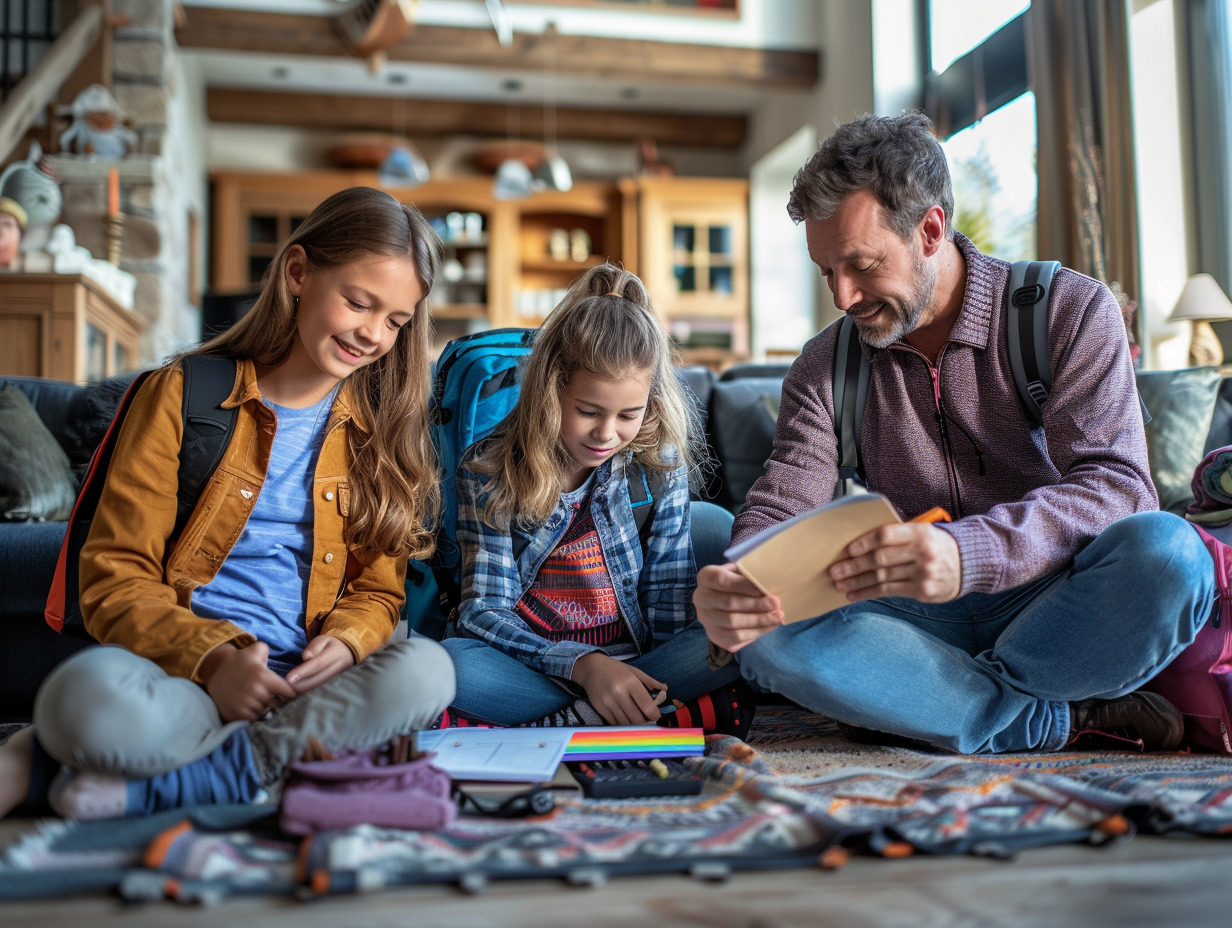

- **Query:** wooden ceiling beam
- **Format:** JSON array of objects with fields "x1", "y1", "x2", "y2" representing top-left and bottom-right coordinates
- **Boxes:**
[
  {"x1": 205, "y1": 87, "x2": 747, "y2": 148},
  {"x1": 177, "y1": 6, "x2": 818, "y2": 90}
]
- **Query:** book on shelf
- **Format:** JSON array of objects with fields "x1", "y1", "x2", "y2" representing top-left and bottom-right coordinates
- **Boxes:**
[{"x1": 723, "y1": 493, "x2": 904, "y2": 624}]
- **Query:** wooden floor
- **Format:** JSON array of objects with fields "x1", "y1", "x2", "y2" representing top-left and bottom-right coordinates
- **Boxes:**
[{"x1": 3, "y1": 820, "x2": 1230, "y2": 927}]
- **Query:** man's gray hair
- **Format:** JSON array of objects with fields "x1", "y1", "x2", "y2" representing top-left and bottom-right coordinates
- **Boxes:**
[{"x1": 786, "y1": 112, "x2": 955, "y2": 242}]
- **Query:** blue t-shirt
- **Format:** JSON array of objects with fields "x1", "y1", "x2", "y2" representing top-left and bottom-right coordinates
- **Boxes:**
[{"x1": 191, "y1": 388, "x2": 336, "y2": 676}]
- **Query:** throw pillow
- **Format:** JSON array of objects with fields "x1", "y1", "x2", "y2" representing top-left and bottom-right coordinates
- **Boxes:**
[
  {"x1": 0, "y1": 384, "x2": 78, "y2": 521},
  {"x1": 1137, "y1": 367, "x2": 1223, "y2": 515}
]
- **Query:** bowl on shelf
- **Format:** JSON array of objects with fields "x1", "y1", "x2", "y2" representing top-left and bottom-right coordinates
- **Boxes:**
[{"x1": 470, "y1": 139, "x2": 546, "y2": 174}]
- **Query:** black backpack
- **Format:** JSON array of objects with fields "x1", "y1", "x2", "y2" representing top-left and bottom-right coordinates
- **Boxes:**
[
  {"x1": 45, "y1": 355, "x2": 239, "y2": 638},
  {"x1": 833, "y1": 259, "x2": 1060, "y2": 496}
]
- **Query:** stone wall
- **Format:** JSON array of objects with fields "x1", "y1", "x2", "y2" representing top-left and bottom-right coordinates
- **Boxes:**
[{"x1": 50, "y1": 0, "x2": 201, "y2": 368}]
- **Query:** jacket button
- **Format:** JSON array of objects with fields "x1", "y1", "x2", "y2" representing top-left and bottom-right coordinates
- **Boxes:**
[
  {"x1": 323, "y1": 552, "x2": 335, "y2": 564},
  {"x1": 324, "y1": 490, "x2": 335, "y2": 501}
]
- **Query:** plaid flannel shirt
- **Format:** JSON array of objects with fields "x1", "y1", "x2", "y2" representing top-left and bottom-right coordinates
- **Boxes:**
[{"x1": 451, "y1": 450, "x2": 696, "y2": 681}]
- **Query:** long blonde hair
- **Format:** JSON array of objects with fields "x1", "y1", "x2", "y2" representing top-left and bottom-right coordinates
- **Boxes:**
[
  {"x1": 193, "y1": 186, "x2": 442, "y2": 559},
  {"x1": 471, "y1": 263, "x2": 697, "y2": 529}
]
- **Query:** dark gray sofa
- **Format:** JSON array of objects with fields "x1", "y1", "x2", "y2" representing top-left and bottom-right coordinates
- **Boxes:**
[{"x1": 2, "y1": 364, "x2": 1228, "y2": 721}]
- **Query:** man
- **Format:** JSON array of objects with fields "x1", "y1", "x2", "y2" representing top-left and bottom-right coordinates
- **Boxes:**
[{"x1": 695, "y1": 113, "x2": 1214, "y2": 754}]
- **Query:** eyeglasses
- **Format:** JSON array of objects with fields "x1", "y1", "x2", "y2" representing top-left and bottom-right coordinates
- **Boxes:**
[{"x1": 453, "y1": 784, "x2": 562, "y2": 818}]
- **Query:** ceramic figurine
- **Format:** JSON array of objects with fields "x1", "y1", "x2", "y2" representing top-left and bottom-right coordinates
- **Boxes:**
[
  {"x1": 44, "y1": 223, "x2": 136, "y2": 308},
  {"x1": 59, "y1": 84, "x2": 137, "y2": 159},
  {"x1": 0, "y1": 143, "x2": 62, "y2": 254},
  {"x1": 0, "y1": 197, "x2": 26, "y2": 269}
]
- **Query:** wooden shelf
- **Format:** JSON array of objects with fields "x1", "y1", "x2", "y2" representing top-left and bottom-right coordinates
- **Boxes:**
[{"x1": 519, "y1": 257, "x2": 603, "y2": 273}]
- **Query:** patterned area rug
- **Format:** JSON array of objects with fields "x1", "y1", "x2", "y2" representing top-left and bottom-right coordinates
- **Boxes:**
[{"x1": 3, "y1": 707, "x2": 1232, "y2": 903}]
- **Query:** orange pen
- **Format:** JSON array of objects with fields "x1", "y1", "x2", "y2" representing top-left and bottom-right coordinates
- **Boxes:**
[{"x1": 909, "y1": 506, "x2": 952, "y2": 524}]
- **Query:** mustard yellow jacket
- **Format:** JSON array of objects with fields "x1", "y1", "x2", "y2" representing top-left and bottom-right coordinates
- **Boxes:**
[{"x1": 79, "y1": 358, "x2": 406, "y2": 682}]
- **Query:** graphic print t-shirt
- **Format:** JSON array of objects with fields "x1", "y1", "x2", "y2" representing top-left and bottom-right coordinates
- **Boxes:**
[{"x1": 514, "y1": 478, "x2": 636, "y2": 659}]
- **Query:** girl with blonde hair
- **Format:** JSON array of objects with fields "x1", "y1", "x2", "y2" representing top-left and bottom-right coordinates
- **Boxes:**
[
  {"x1": 440, "y1": 262, "x2": 752, "y2": 734},
  {"x1": 1, "y1": 187, "x2": 455, "y2": 820}
]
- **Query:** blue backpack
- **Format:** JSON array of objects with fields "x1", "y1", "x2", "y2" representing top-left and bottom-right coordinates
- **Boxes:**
[
  {"x1": 404, "y1": 328, "x2": 536, "y2": 638},
  {"x1": 404, "y1": 327, "x2": 655, "y2": 639}
]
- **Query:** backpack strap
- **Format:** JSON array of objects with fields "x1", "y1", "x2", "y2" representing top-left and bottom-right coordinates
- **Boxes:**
[
  {"x1": 46, "y1": 356, "x2": 239, "y2": 638},
  {"x1": 46, "y1": 370, "x2": 155, "y2": 635},
  {"x1": 833, "y1": 314, "x2": 871, "y2": 496},
  {"x1": 627, "y1": 461, "x2": 654, "y2": 544},
  {"x1": 174, "y1": 354, "x2": 240, "y2": 542},
  {"x1": 1005, "y1": 259, "x2": 1059, "y2": 429}
]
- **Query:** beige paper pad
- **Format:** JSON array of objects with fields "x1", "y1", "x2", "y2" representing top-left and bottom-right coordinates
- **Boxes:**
[{"x1": 724, "y1": 494, "x2": 901, "y2": 623}]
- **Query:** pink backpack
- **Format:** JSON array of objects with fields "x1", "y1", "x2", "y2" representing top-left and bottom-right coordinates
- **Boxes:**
[{"x1": 1146, "y1": 524, "x2": 1232, "y2": 752}]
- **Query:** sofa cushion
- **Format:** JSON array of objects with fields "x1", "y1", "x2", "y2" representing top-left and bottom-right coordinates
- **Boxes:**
[
  {"x1": 1204, "y1": 376, "x2": 1232, "y2": 457},
  {"x1": 0, "y1": 376, "x2": 82, "y2": 453},
  {"x1": 677, "y1": 365, "x2": 717, "y2": 500},
  {"x1": 1136, "y1": 367, "x2": 1223, "y2": 515},
  {"x1": 0, "y1": 384, "x2": 78, "y2": 521},
  {"x1": 708, "y1": 377, "x2": 782, "y2": 511}
]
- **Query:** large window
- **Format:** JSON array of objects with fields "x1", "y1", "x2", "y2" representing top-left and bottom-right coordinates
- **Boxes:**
[
  {"x1": 928, "y1": 0, "x2": 1029, "y2": 71},
  {"x1": 1189, "y1": 0, "x2": 1232, "y2": 294},
  {"x1": 925, "y1": 0, "x2": 1036, "y2": 261}
]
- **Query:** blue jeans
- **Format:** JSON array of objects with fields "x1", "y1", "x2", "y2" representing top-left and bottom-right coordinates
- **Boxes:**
[
  {"x1": 442, "y1": 622, "x2": 738, "y2": 724},
  {"x1": 736, "y1": 511, "x2": 1216, "y2": 754},
  {"x1": 442, "y1": 501, "x2": 737, "y2": 725}
]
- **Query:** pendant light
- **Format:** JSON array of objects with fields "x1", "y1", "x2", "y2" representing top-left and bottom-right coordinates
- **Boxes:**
[
  {"x1": 493, "y1": 79, "x2": 534, "y2": 201},
  {"x1": 379, "y1": 93, "x2": 430, "y2": 188},
  {"x1": 532, "y1": 22, "x2": 572, "y2": 194}
]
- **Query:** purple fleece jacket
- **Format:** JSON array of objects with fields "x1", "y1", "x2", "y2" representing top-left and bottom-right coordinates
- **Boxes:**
[{"x1": 732, "y1": 234, "x2": 1156, "y2": 596}]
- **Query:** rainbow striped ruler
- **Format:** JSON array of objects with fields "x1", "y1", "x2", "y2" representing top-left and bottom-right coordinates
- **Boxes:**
[{"x1": 563, "y1": 726, "x2": 705, "y2": 761}]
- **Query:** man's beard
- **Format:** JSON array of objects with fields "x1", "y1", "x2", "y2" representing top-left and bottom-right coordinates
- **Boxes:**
[{"x1": 851, "y1": 248, "x2": 937, "y2": 349}]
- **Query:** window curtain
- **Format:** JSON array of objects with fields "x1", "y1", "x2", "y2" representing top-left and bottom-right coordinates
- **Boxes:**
[
  {"x1": 1188, "y1": 0, "x2": 1232, "y2": 294},
  {"x1": 1029, "y1": 0, "x2": 1139, "y2": 300}
]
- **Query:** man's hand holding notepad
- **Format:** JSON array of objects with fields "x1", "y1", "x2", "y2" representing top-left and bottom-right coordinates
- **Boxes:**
[{"x1": 723, "y1": 494, "x2": 949, "y2": 624}]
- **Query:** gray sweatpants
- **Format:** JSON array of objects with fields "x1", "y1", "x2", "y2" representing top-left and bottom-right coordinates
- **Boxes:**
[{"x1": 32, "y1": 638, "x2": 456, "y2": 784}]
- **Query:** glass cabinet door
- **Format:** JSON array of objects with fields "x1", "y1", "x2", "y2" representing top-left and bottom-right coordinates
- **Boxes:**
[{"x1": 670, "y1": 219, "x2": 736, "y2": 299}]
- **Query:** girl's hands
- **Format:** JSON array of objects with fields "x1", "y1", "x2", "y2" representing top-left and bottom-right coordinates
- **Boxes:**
[
  {"x1": 287, "y1": 636, "x2": 355, "y2": 694},
  {"x1": 200, "y1": 641, "x2": 298, "y2": 722},
  {"x1": 571, "y1": 652, "x2": 666, "y2": 725}
]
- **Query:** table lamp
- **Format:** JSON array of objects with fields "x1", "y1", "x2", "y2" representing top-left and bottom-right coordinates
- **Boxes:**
[{"x1": 1168, "y1": 273, "x2": 1232, "y2": 367}]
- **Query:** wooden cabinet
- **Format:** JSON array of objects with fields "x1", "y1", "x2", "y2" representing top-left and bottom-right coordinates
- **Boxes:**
[
  {"x1": 209, "y1": 172, "x2": 749, "y2": 368},
  {"x1": 0, "y1": 273, "x2": 146, "y2": 382},
  {"x1": 628, "y1": 177, "x2": 750, "y2": 369},
  {"x1": 209, "y1": 172, "x2": 627, "y2": 340}
]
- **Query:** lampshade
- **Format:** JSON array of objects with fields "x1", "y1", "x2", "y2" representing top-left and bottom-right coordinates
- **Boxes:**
[
  {"x1": 492, "y1": 158, "x2": 533, "y2": 200},
  {"x1": 531, "y1": 149, "x2": 572, "y2": 193},
  {"x1": 378, "y1": 144, "x2": 430, "y2": 188},
  {"x1": 1168, "y1": 273, "x2": 1232, "y2": 322}
]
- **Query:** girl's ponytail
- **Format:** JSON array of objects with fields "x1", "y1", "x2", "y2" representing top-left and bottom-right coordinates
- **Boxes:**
[{"x1": 471, "y1": 262, "x2": 703, "y2": 529}]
